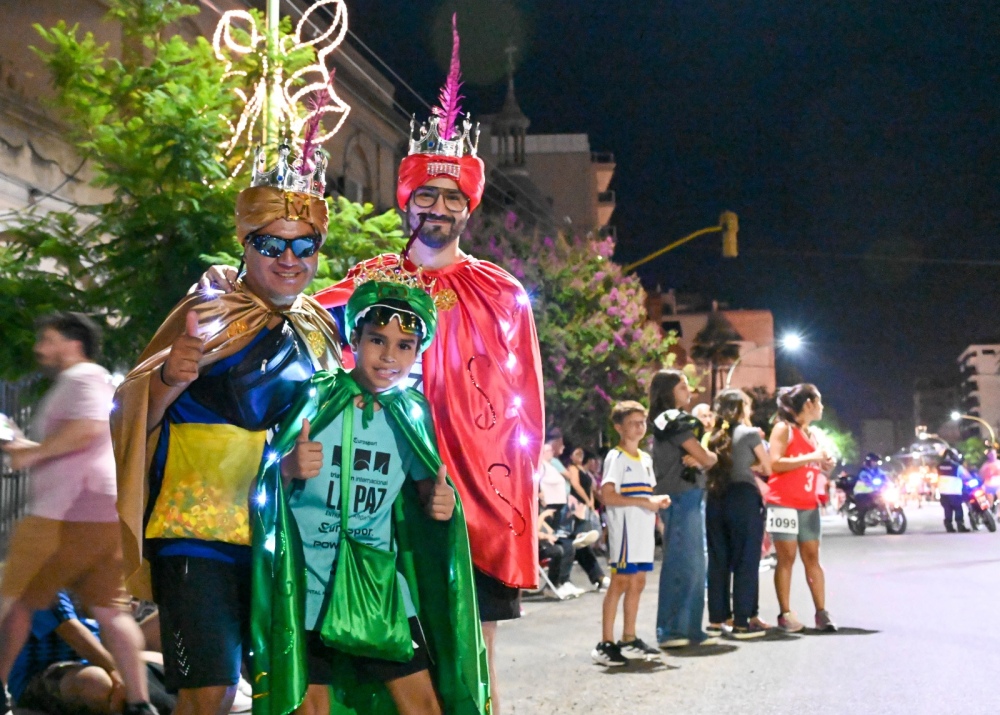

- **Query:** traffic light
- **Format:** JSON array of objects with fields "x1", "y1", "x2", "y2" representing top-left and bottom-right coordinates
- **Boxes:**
[{"x1": 720, "y1": 211, "x2": 738, "y2": 258}]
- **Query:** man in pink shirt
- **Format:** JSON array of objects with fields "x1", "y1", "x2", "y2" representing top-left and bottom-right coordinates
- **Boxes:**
[{"x1": 0, "y1": 313, "x2": 154, "y2": 715}]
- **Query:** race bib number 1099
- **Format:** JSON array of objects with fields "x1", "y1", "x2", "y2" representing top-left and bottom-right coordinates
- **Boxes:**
[{"x1": 766, "y1": 506, "x2": 799, "y2": 535}]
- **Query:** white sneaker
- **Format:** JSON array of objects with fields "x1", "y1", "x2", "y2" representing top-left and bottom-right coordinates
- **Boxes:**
[
  {"x1": 573, "y1": 530, "x2": 600, "y2": 549},
  {"x1": 658, "y1": 637, "x2": 690, "y2": 648},
  {"x1": 595, "y1": 575, "x2": 611, "y2": 590},
  {"x1": 230, "y1": 677, "x2": 253, "y2": 713},
  {"x1": 556, "y1": 582, "x2": 584, "y2": 599}
]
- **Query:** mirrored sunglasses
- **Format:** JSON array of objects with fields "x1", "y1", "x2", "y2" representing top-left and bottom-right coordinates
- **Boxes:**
[
  {"x1": 248, "y1": 233, "x2": 322, "y2": 258},
  {"x1": 359, "y1": 305, "x2": 424, "y2": 335}
]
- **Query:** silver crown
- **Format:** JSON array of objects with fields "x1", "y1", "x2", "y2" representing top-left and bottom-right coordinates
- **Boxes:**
[
  {"x1": 250, "y1": 143, "x2": 328, "y2": 198},
  {"x1": 408, "y1": 115, "x2": 480, "y2": 158}
]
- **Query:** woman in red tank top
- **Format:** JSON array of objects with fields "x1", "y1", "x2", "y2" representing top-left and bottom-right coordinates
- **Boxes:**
[{"x1": 766, "y1": 384, "x2": 837, "y2": 634}]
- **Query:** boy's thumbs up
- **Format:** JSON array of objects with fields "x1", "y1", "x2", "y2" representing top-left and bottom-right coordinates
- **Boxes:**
[
  {"x1": 281, "y1": 417, "x2": 323, "y2": 481},
  {"x1": 298, "y1": 418, "x2": 311, "y2": 442},
  {"x1": 426, "y1": 463, "x2": 455, "y2": 521}
]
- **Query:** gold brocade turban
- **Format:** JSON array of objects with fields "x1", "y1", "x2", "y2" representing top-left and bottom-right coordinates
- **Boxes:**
[{"x1": 235, "y1": 186, "x2": 330, "y2": 242}]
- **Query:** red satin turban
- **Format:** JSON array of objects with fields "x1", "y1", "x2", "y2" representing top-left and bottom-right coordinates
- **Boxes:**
[{"x1": 396, "y1": 154, "x2": 485, "y2": 212}]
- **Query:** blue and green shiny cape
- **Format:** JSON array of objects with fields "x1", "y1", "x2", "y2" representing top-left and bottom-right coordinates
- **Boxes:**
[{"x1": 251, "y1": 369, "x2": 490, "y2": 715}]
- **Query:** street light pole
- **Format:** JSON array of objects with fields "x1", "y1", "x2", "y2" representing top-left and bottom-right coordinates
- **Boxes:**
[
  {"x1": 950, "y1": 412, "x2": 998, "y2": 448},
  {"x1": 623, "y1": 211, "x2": 738, "y2": 273}
]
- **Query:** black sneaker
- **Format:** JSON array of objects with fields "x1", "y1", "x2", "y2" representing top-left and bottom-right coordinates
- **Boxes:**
[
  {"x1": 124, "y1": 703, "x2": 160, "y2": 715},
  {"x1": 617, "y1": 637, "x2": 661, "y2": 660},
  {"x1": 591, "y1": 640, "x2": 628, "y2": 666}
]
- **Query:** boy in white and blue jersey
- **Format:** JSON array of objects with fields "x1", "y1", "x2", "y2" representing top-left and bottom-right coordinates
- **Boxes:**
[{"x1": 592, "y1": 401, "x2": 671, "y2": 666}]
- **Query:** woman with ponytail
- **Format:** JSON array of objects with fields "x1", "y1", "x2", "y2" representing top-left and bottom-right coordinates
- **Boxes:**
[
  {"x1": 704, "y1": 390, "x2": 772, "y2": 639},
  {"x1": 766, "y1": 384, "x2": 837, "y2": 633}
]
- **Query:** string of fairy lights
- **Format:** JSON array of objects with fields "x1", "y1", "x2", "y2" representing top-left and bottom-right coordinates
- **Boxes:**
[{"x1": 212, "y1": 0, "x2": 350, "y2": 174}]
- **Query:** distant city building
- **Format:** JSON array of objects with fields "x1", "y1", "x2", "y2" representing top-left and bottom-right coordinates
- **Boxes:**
[
  {"x1": 481, "y1": 73, "x2": 615, "y2": 234},
  {"x1": 645, "y1": 288, "x2": 776, "y2": 401},
  {"x1": 957, "y1": 344, "x2": 1000, "y2": 440}
]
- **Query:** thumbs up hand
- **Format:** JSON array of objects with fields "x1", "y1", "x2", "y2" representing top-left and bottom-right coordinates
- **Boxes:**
[
  {"x1": 281, "y1": 418, "x2": 324, "y2": 480},
  {"x1": 425, "y1": 463, "x2": 456, "y2": 521},
  {"x1": 161, "y1": 310, "x2": 205, "y2": 389}
]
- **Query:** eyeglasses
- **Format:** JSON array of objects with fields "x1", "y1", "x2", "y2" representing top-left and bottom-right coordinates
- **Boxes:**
[
  {"x1": 411, "y1": 186, "x2": 470, "y2": 212},
  {"x1": 248, "y1": 233, "x2": 322, "y2": 258},
  {"x1": 357, "y1": 305, "x2": 424, "y2": 335}
]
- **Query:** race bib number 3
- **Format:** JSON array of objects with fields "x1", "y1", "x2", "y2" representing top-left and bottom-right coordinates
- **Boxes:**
[{"x1": 767, "y1": 506, "x2": 799, "y2": 535}]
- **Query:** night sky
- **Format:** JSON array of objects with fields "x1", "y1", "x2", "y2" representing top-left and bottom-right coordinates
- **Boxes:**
[{"x1": 349, "y1": 1, "x2": 1000, "y2": 432}]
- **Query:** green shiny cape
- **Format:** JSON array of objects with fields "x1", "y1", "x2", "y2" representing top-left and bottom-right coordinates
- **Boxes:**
[{"x1": 251, "y1": 369, "x2": 490, "y2": 715}]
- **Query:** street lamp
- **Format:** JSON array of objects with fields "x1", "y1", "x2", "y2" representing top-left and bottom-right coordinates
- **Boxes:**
[
  {"x1": 623, "y1": 211, "x2": 738, "y2": 273},
  {"x1": 950, "y1": 411, "x2": 998, "y2": 448},
  {"x1": 724, "y1": 333, "x2": 803, "y2": 388}
]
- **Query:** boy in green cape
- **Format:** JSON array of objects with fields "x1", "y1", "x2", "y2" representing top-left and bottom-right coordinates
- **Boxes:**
[{"x1": 251, "y1": 273, "x2": 490, "y2": 715}]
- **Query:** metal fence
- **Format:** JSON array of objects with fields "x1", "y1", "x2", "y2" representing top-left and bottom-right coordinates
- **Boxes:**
[{"x1": 1, "y1": 377, "x2": 39, "y2": 558}]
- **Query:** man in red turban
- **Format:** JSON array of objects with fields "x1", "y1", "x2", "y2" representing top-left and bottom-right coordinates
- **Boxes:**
[{"x1": 318, "y1": 24, "x2": 543, "y2": 713}]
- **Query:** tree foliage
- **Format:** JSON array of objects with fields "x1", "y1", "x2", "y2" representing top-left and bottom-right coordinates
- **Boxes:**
[
  {"x1": 0, "y1": 0, "x2": 403, "y2": 378},
  {"x1": 464, "y1": 213, "x2": 676, "y2": 447},
  {"x1": 956, "y1": 435, "x2": 990, "y2": 469}
]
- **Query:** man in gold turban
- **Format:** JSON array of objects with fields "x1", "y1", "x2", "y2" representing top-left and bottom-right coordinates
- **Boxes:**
[{"x1": 111, "y1": 146, "x2": 341, "y2": 715}]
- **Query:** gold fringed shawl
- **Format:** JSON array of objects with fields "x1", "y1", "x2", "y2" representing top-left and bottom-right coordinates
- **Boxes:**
[{"x1": 111, "y1": 282, "x2": 342, "y2": 598}]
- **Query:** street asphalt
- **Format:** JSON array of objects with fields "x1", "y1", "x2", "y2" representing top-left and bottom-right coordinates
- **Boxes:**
[{"x1": 496, "y1": 503, "x2": 1000, "y2": 714}]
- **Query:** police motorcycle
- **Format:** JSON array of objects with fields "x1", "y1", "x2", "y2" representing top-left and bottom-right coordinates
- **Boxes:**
[
  {"x1": 836, "y1": 454, "x2": 907, "y2": 536},
  {"x1": 964, "y1": 473, "x2": 997, "y2": 532}
]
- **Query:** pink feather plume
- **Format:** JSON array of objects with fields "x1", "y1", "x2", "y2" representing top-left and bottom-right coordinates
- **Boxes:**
[
  {"x1": 300, "y1": 69, "x2": 335, "y2": 175},
  {"x1": 434, "y1": 14, "x2": 464, "y2": 141}
]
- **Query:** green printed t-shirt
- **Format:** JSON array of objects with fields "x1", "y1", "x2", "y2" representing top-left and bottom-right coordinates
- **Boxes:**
[{"x1": 287, "y1": 403, "x2": 433, "y2": 630}]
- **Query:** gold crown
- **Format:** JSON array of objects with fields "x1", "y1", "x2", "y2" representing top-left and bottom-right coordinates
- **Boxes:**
[
  {"x1": 352, "y1": 256, "x2": 459, "y2": 311},
  {"x1": 352, "y1": 256, "x2": 434, "y2": 292}
]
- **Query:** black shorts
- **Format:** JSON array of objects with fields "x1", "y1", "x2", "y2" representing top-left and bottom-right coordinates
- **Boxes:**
[
  {"x1": 306, "y1": 617, "x2": 430, "y2": 684},
  {"x1": 474, "y1": 568, "x2": 521, "y2": 622},
  {"x1": 151, "y1": 555, "x2": 251, "y2": 691}
]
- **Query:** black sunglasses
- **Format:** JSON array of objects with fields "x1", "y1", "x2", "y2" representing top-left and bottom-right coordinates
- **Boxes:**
[
  {"x1": 248, "y1": 233, "x2": 322, "y2": 258},
  {"x1": 411, "y1": 186, "x2": 470, "y2": 212}
]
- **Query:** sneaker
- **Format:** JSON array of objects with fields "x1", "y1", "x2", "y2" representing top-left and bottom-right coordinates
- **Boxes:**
[
  {"x1": 594, "y1": 575, "x2": 611, "y2": 591},
  {"x1": 778, "y1": 611, "x2": 805, "y2": 633},
  {"x1": 2, "y1": 678, "x2": 11, "y2": 715},
  {"x1": 706, "y1": 623, "x2": 724, "y2": 637},
  {"x1": 124, "y1": 703, "x2": 160, "y2": 715},
  {"x1": 592, "y1": 640, "x2": 628, "y2": 666},
  {"x1": 693, "y1": 634, "x2": 719, "y2": 646},
  {"x1": 573, "y1": 530, "x2": 600, "y2": 549},
  {"x1": 658, "y1": 637, "x2": 690, "y2": 648},
  {"x1": 230, "y1": 677, "x2": 253, "y2": 713},
  {"x1": 617, "y1": 637, "x2": 661, "y2": 660},
  {"x1": 815, "y1": 609, "x2": 838, "y2": 633},
  {"x1": 749, "y1": 616, "x2": 772, "y2": 631},
  {"x1": 731, "y1": 625, "x2": 767, "y2": 640},
  {"x1": 555, "y1": 582, "x2": 584, "y2": 599}
]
